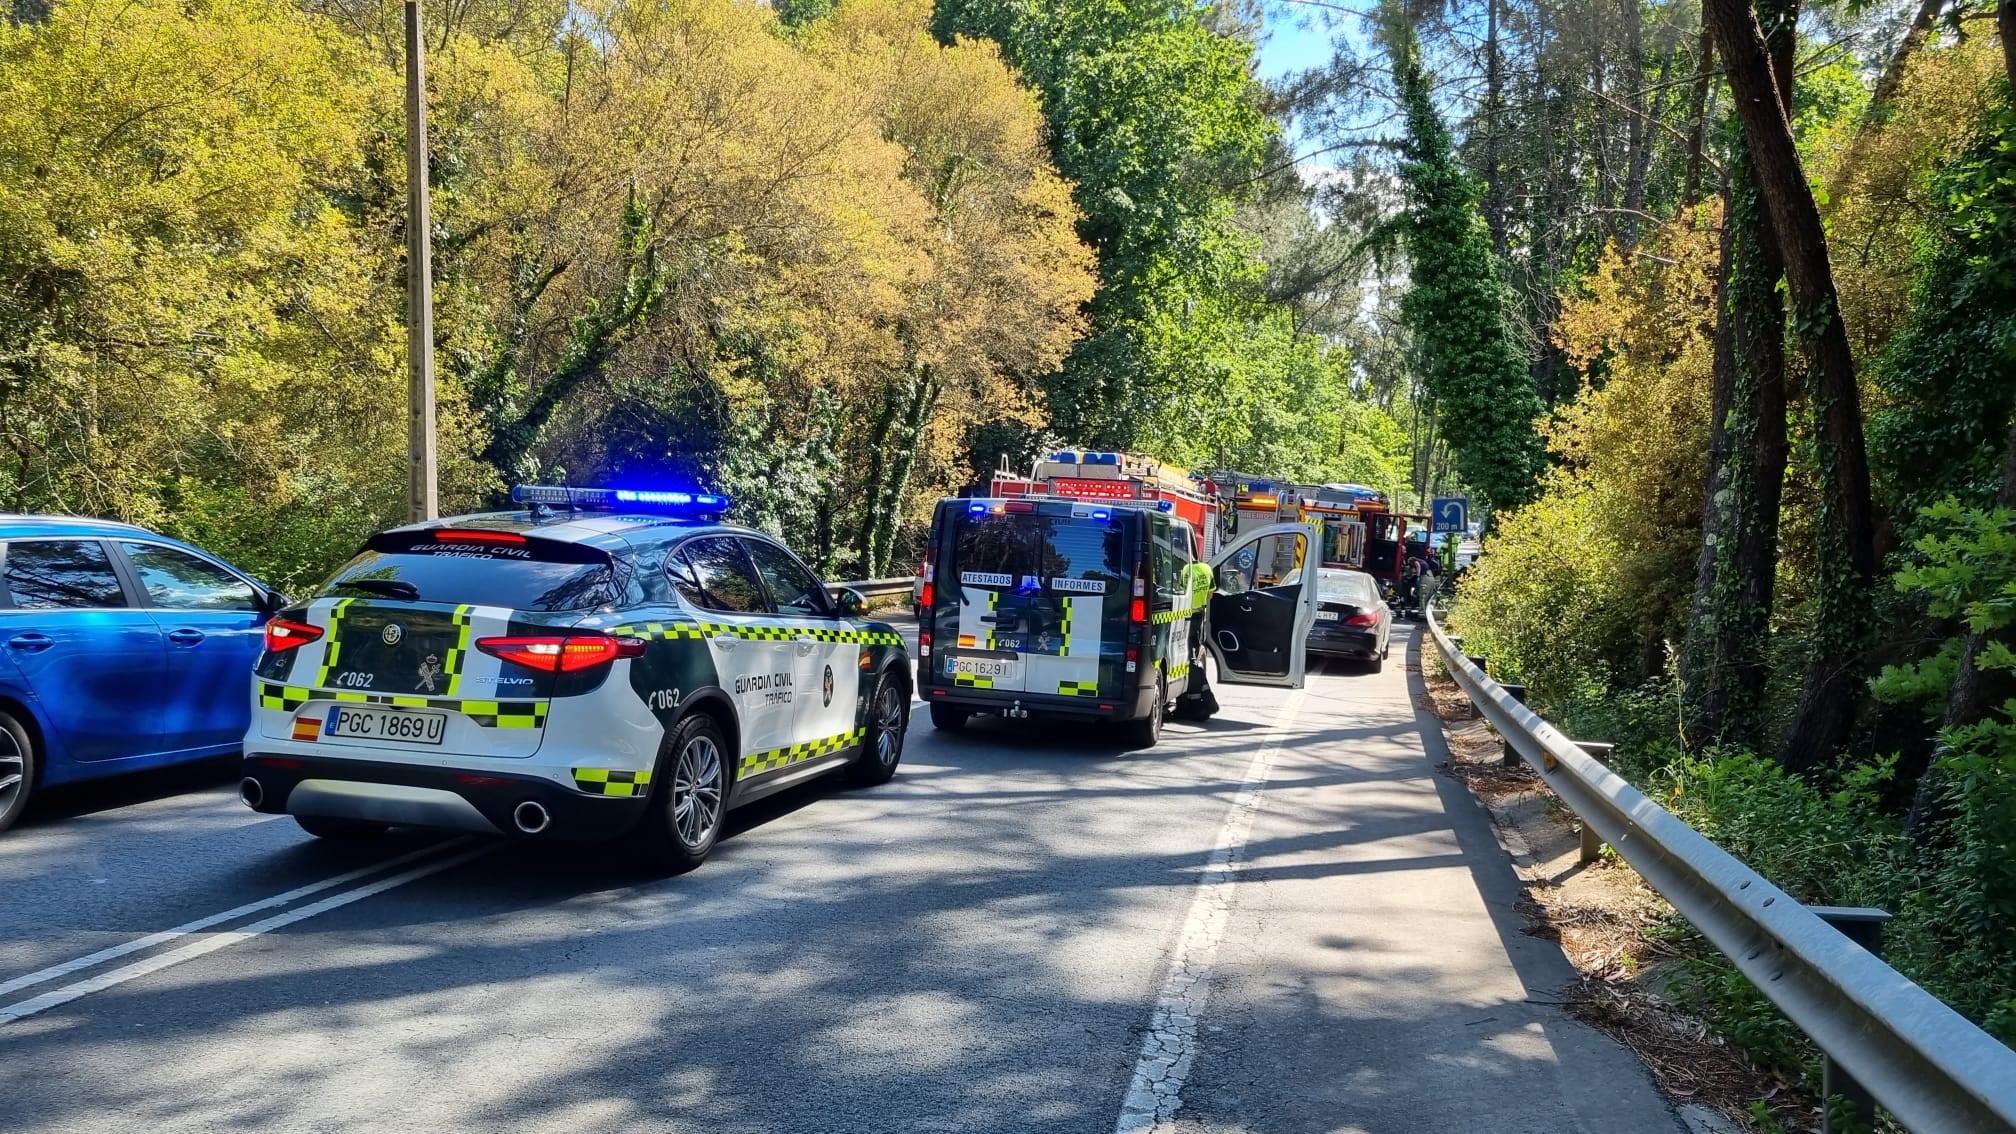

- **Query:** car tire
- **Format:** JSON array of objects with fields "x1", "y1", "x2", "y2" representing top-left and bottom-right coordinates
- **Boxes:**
[
  {"x1": 929, "y1": 704, "x2": 970, "y2": 731},
  {"x1": 294, "y1": 816, "x2": 390, "y2": 840},
  {"x1": 1123, "y1": 675, "x2": 1166, "y2": 749},
  {"x1": 849, "y1": 671, "x2": 908, "y2": 787},
  {"x1": 626, "y1": 711, "x2": 730, "y2": 874},
  {"x1": 0, "y1": 710, "x2": 38, "y2": 836},
  {"x1": 1367, "y1": 652, "x2": 1384, "y2": 674}
]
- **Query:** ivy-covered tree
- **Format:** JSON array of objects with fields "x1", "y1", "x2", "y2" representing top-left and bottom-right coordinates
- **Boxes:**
[{"x1": 1375, "y1": 0, "x2": 1544, "y2": 513}]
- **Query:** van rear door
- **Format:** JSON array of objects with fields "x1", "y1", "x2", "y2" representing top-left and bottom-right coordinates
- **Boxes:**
[
  {"x1": 1206, "y1": 522, "x2": 1319, "y2": 688},
  {"x1": 936, "y1": 503, "x2": 1131, "y2": 699}
]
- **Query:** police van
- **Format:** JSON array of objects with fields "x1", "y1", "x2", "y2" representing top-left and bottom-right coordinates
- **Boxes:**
[
  {"x1": 238, "y1": 486, "x2": 911, "y2": 872},
  {"x1": 917, "y1": 495, "x2": 1317, "y2": 746}
]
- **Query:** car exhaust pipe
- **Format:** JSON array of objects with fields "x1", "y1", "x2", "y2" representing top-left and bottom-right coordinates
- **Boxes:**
[
  {"x1": 239, "y1": 777, "x2": 264, "y2": 809},
  {"x1": 512, "y1": 800, "x2": 551, "y2": 835}
]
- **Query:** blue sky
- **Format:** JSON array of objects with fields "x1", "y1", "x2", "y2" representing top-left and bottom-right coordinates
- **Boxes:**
[{"x1": 1253, "y1": 1, "x2": 1337, "y2": 84}]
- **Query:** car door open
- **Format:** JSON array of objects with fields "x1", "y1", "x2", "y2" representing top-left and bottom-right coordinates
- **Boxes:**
[{"x1": 1205, "y1": 523, "x2": 1318, "y2": 688}]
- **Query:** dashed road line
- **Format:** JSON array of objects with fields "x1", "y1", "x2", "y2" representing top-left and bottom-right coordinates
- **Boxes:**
[
  {"x1": 1113, "y1": 685, "x2": 1308, "y2": 1134},
  {"x1": 1, "y1": 842, "x2": 491, "y2": 1025}
]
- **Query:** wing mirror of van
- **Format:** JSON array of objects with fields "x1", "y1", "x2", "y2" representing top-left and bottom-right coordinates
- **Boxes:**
[{"x1": 831, "y1": 586, "x2": 870, "y2": 618}]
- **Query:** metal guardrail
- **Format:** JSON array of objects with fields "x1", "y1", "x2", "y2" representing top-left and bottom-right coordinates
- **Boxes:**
[
  {"x1": 1424, "y1": 609, "x2": 2016, "y2": 1134},
  {"x1": 832, "y1": 577, "x2": 912, "y2": 601}
]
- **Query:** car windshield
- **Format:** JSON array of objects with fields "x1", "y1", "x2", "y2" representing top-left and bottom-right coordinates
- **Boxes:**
[
  {"x1": 1317, "y1": 569, "x2": 1378, "y2": 605},
  {"x1": 951, "y1": 511, "x2": 1129, "y2": 590},
  {"x1": 321, "y1": 530, "x2": 623, "y2": 612}
]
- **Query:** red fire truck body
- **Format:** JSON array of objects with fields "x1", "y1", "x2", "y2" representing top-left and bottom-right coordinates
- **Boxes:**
[{"x1": 991, "y1": 452, "x2": 1223, "y2": 558}]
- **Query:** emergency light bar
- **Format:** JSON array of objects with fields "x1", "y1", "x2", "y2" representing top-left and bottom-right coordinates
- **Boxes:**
[{"x1": 512, "y1": 484, "x2": 732, "y2": 514}]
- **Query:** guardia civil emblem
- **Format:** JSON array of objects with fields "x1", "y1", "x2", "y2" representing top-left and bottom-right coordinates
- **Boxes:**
[
  {"x1": 822, "y1": 664, "x2": 834, "y2": 707},
  {"x1": 416, "y1": 654, "x2": 443, "y2": 693},
  {"x1": 382, "y1": 622, "x2": 404, "y2": 646}
]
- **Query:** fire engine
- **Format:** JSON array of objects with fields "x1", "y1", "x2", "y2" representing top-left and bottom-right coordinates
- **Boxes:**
[
  {"x1": 991, "y1": 452, "x2": 1224, "y2": 558},
  {"x1": 1224, "y1": 480, "x2": 1427, "y2": 593}
]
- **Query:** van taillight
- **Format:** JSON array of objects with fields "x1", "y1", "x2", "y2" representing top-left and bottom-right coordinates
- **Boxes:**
[{"x1": 1130, "y1": 598, "x2": 1148, "y2": 623}]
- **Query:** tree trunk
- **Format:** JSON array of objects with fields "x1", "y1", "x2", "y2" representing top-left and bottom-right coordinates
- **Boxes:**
[
  {"x1": 1704, "y1": 0, "x2": 1877, "y2": 773},
  {"x1": 1619, "y1": 0, "x2": 1650, "y2": 245},
  {"x1": 2001, "y1": 0, "x2": 2016, "y2": 93},
  {"x1": 1682, "y1": 2, "x2": 1792, "y2": 751},
  {"x1": 1483, "y1": 0, "x2": 1508, "y2": 257},
  {"x1": 1682, "y1": 26, "x2": 1715, "y2": 205},
  {"x1": 1684, "y1": 168, "x2": 1788, "y2": 749}
]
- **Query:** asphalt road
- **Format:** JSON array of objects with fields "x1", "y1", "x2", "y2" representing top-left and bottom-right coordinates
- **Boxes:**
[{"x1": 0, "y1": 624, "x2": 1681, "y2": 1134}]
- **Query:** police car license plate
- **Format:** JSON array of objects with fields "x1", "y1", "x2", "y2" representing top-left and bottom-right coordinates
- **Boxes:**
[
  {"x1": 322, "y1": 706, "x2": 447, "y2": 746},
  {"x1": 1316, "y1": 611, "x2": 1339, "y2": 622},
  {"x1": 949, "y1": 656, "x2": 1014, "y2": 678}
]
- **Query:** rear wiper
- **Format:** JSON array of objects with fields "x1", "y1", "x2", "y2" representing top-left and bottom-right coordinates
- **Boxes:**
[{"x1": 334, "y1": 578, "x2": 421, "y2": 601}]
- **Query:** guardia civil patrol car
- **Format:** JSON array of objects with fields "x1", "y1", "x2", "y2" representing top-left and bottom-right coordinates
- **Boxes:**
[{"x1": 238, "y1": 486, "x2": 911, "y2": 872}]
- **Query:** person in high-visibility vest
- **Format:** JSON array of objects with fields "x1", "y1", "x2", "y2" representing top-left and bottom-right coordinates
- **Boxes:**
[{"x1": 1176, "y1": 547, "x2": 1219, "y2": 718}]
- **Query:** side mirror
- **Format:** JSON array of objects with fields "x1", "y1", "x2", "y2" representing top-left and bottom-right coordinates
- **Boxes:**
[
  {"x1": 831, "y1": 586, "x2": 870, "y2": 619},
  {"x1": 261, "y1": 589, "x2": 291, "y2": 614}
]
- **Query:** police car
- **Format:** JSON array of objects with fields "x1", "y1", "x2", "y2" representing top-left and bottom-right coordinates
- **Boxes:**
[{"x1": 238, "y1": 486, "x2": 911, "y2": 872}]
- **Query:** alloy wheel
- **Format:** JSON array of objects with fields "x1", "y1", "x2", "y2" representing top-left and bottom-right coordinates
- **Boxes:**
[
  {"x1": 0, "y1": 726, "x2": 22, "y2": 809},
  {"x1": 873, "y1": 684, "x2": 905, "y2": 766},
  {"x1": 671, "y1": 735, "x2": 723, "y2": 849}
]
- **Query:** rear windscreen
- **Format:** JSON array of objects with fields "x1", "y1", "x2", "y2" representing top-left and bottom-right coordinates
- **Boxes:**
[
  {"x1": 1318, "y1": 571, "x2": 1377, "y2": 605},
  {"x1": 321, "y1": 531, "x2": 623, "y2": 612},
  {"x1": 950, "y1": 513, "x2": 1129, "y2": 591}
]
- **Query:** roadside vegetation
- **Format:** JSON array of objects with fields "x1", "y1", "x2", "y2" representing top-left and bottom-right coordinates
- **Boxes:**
[
  {"x1": 1387, "y1": 0, "x2": 2016, "y2": 1092},
  {"x1": 0, "y1": 0, "x2": 1417, "y2": 591}
]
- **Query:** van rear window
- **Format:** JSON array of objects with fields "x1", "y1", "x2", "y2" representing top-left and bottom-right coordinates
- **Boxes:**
[
  {"x1": 320, "y1": 530, "x2": 623, "y2": 612},
  {"x1": 950, "y1": 513, "x2": 1129, "y2": 591}
]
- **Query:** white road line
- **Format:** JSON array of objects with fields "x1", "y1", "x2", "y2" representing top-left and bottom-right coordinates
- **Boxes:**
[
  {"x1": 1114, "y1": 685, "x2": 1309, "y2": 1134},
  {"x1": 0, "y1": 841, "x2": 464, "y2": 1000},
  {"x1": 0, "y1": 844, "x2": 491, "y2": 1025}
]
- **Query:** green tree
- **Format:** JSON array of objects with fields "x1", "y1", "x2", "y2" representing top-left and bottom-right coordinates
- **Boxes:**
[{"x1": 1375, "y1": 0, "x2": 1545, "y2": 514}]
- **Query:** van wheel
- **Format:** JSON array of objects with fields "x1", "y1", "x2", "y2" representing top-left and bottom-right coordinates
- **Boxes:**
[
  {"x1": 850, "y1": 672, "x2": 907, "y2": 787},
  {"x1": 930, "y1": 704, "x2": 970, "y2": 731},
  {"x1": 295, "y1": 816, "x2": 389, "y2": 840},
  {"x1": 1123, "y1": 676, "x2": 1166, "y2": 749},
  {"x1": 0, "y1": 710, "x2": 37, "y2": 835},
  {"x1": 626, "y1": 713, "x2": 729, "y2": 874},
  {"x1": 1367, "y1": 653, "x2": 1384, "y2": 674}
]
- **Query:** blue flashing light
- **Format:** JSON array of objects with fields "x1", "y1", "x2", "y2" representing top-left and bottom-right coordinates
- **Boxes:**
[
  {"x1": 1080, "y1": 451, "x2": 1120, "y2": 466},
  {"x1": 1091, "y1": 509, "x2": 1110, "y2": 521},
  {"x1": 1249, "y1": 480, "x2": 1274, "y2": 491},
  {"x1": 1157, "y1": 500, "x2": 1175, "y2": 512},
  {"x1": 968, "y1": 502, "x2": 988, "y2": 515},
  {"x1": 1049, "y1": 450, "x2": 1080, "y2": 463},
  {"x1": 512, "y1": 484, "x2": 731, "y2": 514}
]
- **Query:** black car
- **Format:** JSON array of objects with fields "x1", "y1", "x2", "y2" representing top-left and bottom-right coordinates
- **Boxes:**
[{"x1": 1307, "y1": 568, "x2": 1391, "y2": 671}]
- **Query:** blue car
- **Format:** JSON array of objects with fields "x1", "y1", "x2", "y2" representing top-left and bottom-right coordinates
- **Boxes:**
[{"x1": 0, "y1": 516, "x2": 283, "y2": 832}]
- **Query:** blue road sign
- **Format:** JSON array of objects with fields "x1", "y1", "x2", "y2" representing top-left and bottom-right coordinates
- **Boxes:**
[{"x1": 1431, "y1": 496, "x2": 1469, "y2": 534}]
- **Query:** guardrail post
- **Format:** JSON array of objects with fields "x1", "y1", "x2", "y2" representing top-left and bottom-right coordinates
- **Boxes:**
[
  {"x1": 1498, "y1": 683, "x2": 1528, "y2": 766},
  {"x1": 1465, "y1": 654, "x2": 1489, "y2": 673},
  {"x1": 1810, "y1": 906, "x2": 1893, "y2": 1134},
  {"x1": 1573, "y1": 742, "x2": 1617, "y2": 862}
]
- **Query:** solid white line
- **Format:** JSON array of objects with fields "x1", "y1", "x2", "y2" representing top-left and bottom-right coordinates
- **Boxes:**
[
  {"x1": 1113, "y1": 685, "x2": 1308, "y2": 1134},
  {"x1": 0, "y1": 841, "x2": 464, "y2": 1000},
  {"x1": 0, "y1": 844, "x2": 490, "y2": 1025}
]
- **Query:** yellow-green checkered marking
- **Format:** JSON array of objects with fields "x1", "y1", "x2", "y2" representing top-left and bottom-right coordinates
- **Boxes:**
[
  {"x1": 1060, "y1": 597, "x2": 1072, "y2": 655},
  {"x1": 954, "y1": 673, "x2": 994, "y2": 689},
  {"x1": 573, "y1": 768, "x2": 652, "y2": 797},
  {"x1": 260, "y1": 682, "x2": 547, "y2": 729},
  {"x1": 739, "y1": 727, "x2": 866, "y2": 776},
  {"x1": 315, "y1": 598, "x2": 353, "y2": 685},
  {"x1": 443, "y1": 604, "x2": 474, "y2": 696},
  {"x1": 1058, "y1": 680, "x2": 1099, "y2": 696},
  {"x1": 1169, "y1": 661, "x2": 1192, "y2": 680},
  {"x1": 1152, "y1": 608, "x2": 1188, "y2": 625},
  {"x1": 610, "y1": 621, "x2": 901, "y2": 647}
]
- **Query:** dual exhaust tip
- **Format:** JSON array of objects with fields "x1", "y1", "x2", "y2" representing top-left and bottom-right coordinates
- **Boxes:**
[{"x1": 241, "y1": 776, "x2": 551, "y2": 837}]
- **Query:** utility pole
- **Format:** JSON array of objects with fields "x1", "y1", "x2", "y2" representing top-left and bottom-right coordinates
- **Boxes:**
[{"x1": 404, "y1": 0, "x2": 439, "y2": 522}]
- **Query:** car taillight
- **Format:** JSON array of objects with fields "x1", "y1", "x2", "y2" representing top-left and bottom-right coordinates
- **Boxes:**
[
  {"x1": 919, "y1": 630, "x2": 932, "y2": 657},
  {"x1": 1344, "y1": 612, "x2": 1379, "y2": 628},
  {"x1": 476, "y1": 634, "x2": 646, "y2": 672},
  {"x1": 265, "y1": 618, "x2": 322, "y2": 652}
]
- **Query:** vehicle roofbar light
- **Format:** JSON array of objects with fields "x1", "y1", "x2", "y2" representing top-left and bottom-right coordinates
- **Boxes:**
[{"x1": 511, "y1": 484, "x2": 732, "y2": 514}]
